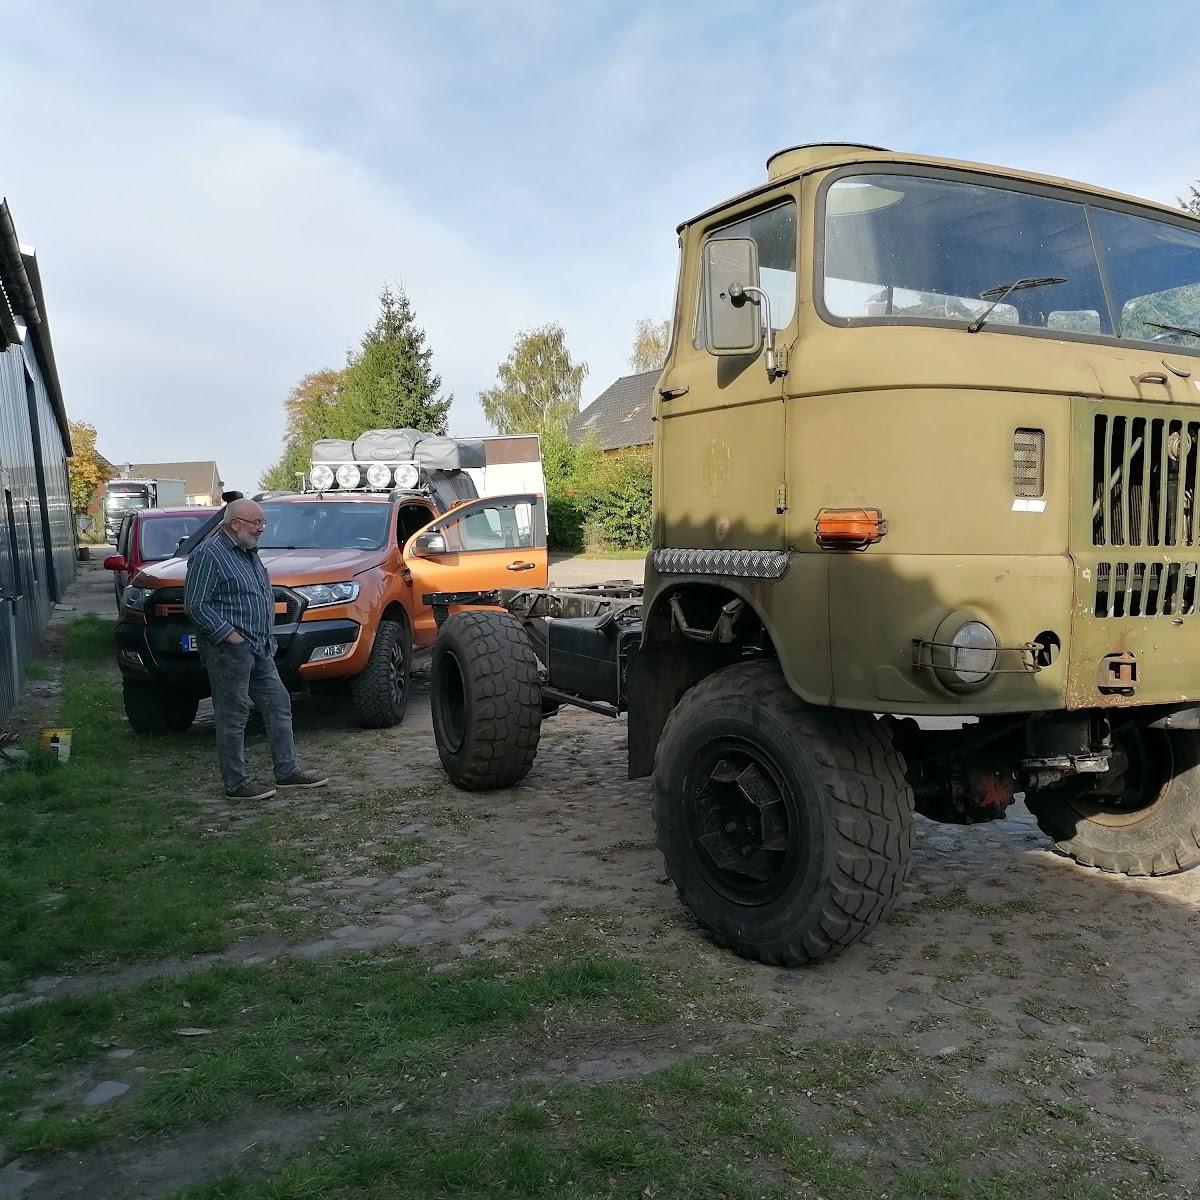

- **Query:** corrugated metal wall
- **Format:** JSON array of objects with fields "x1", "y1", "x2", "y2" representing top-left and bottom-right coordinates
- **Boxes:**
[{"x1": 0, "y1": 335, "x2": 76, "y2": 716}]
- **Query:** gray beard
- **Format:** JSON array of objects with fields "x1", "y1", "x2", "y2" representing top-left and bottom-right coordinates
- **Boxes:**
[{"x1": 233, "y1": 530, "x2": 259, "y2": 551}]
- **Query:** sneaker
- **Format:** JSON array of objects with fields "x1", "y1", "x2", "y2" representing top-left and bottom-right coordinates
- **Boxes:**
[
  {"x1": 225, "y1": 780, "x2": 277, "y2": 801},
  {"x1": 275, "y1": 769, "x2": 329, "y2": 789}
]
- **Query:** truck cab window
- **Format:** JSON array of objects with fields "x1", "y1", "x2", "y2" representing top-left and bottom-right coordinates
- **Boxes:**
[
  {"x1": 694, "y1": 201, "x2": 797, "y2": 346},
  {"x1": 822, "y1": 174, "x2": 1110, "y2": 332},
  {"x1": 441, "y1": 502, "x2": 535, "y2": 552}
]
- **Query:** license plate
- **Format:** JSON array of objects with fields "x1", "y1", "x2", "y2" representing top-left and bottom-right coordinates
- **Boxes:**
[{"x1": 180, "y1": 634, "x2": 198, "y2": 652}]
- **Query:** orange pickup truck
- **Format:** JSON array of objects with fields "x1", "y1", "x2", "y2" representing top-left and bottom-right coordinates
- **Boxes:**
[{"x1": 115, "y1": 489, "x2": 547, "y2": 733}]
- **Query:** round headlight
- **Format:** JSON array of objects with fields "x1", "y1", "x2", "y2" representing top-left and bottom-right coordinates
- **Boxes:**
[
  {"x1": 335, "y1": 464, "x2": 362, "y2": 490},
  {"x1": 393, "y1": 462, "x2": 420, "y2": 489},
  {"x1": 948, "y1": 621, "x2": 999, "y2": 686},
  {"x1": 365, "y1": 463, "x2": 393, "y2": 489},
  {"x1": 310, "y1": 464, "x2": 335, "y2": 491}
]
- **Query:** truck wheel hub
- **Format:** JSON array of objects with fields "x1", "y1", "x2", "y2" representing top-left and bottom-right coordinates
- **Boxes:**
[{"x1": 688, "y1": 744, "x2": 795, "y2": 901}]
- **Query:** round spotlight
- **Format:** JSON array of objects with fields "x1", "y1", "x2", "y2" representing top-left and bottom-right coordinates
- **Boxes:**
[
  {"x1": 365, "y1": 463, "x2": 393, "y2": 489},
  {"x1": 335, "y1": 464, "x2": 362, "y2": 490},
  {"x1": 310, "y1": 464, "x2": 335, "y2": 491},
  {"x1": 393, "y1": 462, "x2": 420, "y2": 489},
  {"x1": 932, "y1": 616, "x2": 999, "y2": 691}
]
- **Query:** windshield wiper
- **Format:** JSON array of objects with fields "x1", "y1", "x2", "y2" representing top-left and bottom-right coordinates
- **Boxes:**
[
  {"x1": 1143, "y1": 321, "x2": 1200, "y2": 341},
  {"x1": 966, "y1": 276, "x2": 1067, "y2": 334}
]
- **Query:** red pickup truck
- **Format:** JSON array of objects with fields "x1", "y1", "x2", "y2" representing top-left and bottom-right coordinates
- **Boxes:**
[{"x1": 104, "y1": 506, "x2": 218, "y2": 608}]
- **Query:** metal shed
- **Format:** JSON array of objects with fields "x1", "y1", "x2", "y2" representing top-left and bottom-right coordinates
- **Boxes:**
[{"x1": 0, "y1": 198, "x2": 75, "y2": 717}]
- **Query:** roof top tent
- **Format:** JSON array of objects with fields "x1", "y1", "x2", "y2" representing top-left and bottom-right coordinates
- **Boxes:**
[{"x1": 309, "y1": 430, "x2": 545, "y2": 503}]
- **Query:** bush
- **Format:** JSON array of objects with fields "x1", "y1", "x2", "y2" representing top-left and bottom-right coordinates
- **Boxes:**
[
  {"x1": 585, "y1": 452, "x2": 652, "y2": 551},
  {"x1": 547, "y1": 494, "x2": 586, "y2": 553},
  {"x1": 542, "y1": 428, "x2": 652, "y2": 554}
]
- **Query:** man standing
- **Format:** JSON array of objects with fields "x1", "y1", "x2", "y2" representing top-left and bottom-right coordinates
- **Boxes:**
[{"x1": 184, "y1": 498, "x2": 328, "y2": 800}]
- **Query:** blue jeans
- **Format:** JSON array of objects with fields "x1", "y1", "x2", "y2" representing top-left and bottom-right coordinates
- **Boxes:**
[{"x1": 201, "y1": 640, "x2": 300, "y2": 790}]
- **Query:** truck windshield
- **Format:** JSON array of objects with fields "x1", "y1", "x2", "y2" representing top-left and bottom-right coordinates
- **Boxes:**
[
  {"x1": 822, "y1": 172, "x2": 1200, "y2": 345},
  {"x1": 107, "y1": 488, "x2": 149, "y2": 510},
  {"x1": 258, "y1": 501, "x2": 390, "y2": 550}
]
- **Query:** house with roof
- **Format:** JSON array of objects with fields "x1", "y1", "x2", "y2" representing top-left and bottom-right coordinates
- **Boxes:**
[
  {"x1": 122, "y1": 460, "x2": 224, "y2": 505},
  {"x1": 568, "y1": 370, "x2": 656, "y2": 455}
]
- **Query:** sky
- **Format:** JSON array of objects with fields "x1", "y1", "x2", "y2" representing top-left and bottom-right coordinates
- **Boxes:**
[{"x1": 4, "y1": 0, "x2": 1200, "y2": 492}]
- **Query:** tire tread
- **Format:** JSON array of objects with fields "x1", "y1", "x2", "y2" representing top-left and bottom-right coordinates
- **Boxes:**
[{"x1": 653, "y1": 660, "x2": 913, "y2": 966}]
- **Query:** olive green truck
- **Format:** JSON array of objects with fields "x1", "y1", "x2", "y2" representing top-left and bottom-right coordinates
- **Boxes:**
[{"x1": 423, "y1": 143, "x2": 1200, "y2": 965}]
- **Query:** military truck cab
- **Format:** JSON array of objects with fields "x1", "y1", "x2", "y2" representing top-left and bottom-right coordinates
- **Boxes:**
[{"x1": 427, "y1": 144, "x2": 1200, "y2": 965}]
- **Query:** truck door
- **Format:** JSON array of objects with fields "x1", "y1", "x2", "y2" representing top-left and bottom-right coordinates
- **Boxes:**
[
  {"x1": 655, "y1": 198, "x2": 796, "y2": 552},
  {"x1": 403, "y1": 494, "x2": 548, "y2": 636}
]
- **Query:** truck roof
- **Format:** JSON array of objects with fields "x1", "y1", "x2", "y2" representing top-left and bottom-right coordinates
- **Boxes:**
[{"x1": 680, "y1": 144, "x2": 1200, "y2": 232}]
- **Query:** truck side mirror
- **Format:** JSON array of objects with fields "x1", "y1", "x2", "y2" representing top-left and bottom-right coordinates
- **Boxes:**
[
  {"x1": 103, "y1": 554, "x2": 127, "y2": 571},
  {"x1": 701, "y1": 237, "x2": 764, "y2": 357},
  {"x1": 411, "y1": 531, "x2": 448, "y2": 557}
]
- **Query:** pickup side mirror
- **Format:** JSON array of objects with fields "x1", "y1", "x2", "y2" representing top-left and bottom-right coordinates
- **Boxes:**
[
  {"x1": 701, "y1": 237, "x2": 764, "y2": 357},
  {"x1": 103, "y1": 554, "x2": 127, "y2": 571},
  {"x1": 410, "y1": 531, "x2": 448, "y2": 558}
]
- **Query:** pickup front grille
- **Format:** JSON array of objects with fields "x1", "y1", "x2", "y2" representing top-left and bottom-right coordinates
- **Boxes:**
[
  {"x1": 1092, "y1": 413, "x2": 1198, "y2": 547},
  {"x1": 147, "y1": 586, "x2": 300, "y2": 627},
  {"x1": 1094, "y1": 560, "x2": 1199, "y2": 619}
]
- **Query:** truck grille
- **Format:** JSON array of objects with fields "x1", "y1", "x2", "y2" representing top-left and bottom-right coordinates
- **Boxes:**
[
  {"x1": 1092, "y1": 413, "x2": 1198, "y2": 547},
  {"x1": 1093, "y1": 560, "x2": 1199, "y2": 618}
]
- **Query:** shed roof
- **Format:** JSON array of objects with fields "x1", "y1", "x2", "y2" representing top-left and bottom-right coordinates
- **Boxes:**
[
  {"x1": 569, "y1": 370, "x2": 657, "y2": 451},
  {"x1": 0, "y1": 199, "x2": 70, "y2": 451}
]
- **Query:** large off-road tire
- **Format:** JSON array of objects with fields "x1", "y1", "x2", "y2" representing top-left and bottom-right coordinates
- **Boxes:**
[
  {"x1": 350, "y1": 616, "x2": 413, "y2": 729},
  {"x1": 431, "y1": 611, "x2": 541, "y2": 790},
  {"x1": 123, "y1": 681, "x2": 199, "y2": 735},
  {"x1": 1027, "y1": 727, "x2": 1200, "y2": 876},
  {"x1": 652, "y1": 660, "x2": 914, "y2": 966}
]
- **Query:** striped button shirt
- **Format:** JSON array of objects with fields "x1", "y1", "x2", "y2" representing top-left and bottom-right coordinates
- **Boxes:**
[{"x1": 184, "y1": 530, "x2": 275, "y2": 652}]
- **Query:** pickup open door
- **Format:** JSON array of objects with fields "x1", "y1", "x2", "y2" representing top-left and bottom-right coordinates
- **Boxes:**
[{"x1": 403, "y1": 494, "x2": 548, "y2": 644}]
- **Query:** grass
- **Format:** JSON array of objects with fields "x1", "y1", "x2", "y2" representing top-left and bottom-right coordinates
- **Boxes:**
[
  {"x1": 0, "y1": 951, "x2": 658, "y2": 1154},
  {"x1": 148, "y1": 1035, "x2": 1172, "y2": 1200},
  {"x1": 0, "y1": 616, "x2": 294, "y2": 992}
]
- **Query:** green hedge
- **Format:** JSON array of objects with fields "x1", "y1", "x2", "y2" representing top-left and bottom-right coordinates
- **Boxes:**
[{"x1": 547, "y1": 450, "x2": 652, "y2": 553}]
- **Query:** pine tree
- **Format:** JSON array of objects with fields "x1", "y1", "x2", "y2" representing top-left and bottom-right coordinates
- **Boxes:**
[{"x1": 338, "y1": 285, "x2": 452, "y2": 435}]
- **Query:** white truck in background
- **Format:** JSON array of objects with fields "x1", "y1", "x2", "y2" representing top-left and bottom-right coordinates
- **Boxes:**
[{"x1": 103, "y1": 478, "x2": 187, "y2": 543}]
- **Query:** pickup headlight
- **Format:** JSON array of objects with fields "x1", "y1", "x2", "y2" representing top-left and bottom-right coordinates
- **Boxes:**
[
  {"x1": 295, "y1": 581, "x2": 360, "y2": 607},
  {"x1": 121, "y1": 586, "x2": 154, "y2": 611}
]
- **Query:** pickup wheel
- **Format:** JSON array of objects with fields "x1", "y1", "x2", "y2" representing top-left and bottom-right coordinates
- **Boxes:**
[
  {"x1": 652, "y1": 661, "x2": 914, "y2": 967},
  {"x1": 1027, "y1": 727, "x2": 1200, "y2": 876},
  {"x1": 350, "y1": 615, "x2": 412, "y2": 728},
  {"x1": 122, "y1": 681, "x2": 199, "y2": 735},
  {"x1": 431, "y1": 611, "x2": 541, "y2": 790}
]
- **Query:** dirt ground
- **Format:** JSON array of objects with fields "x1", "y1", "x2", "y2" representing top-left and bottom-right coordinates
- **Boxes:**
[{"x1": 4, "y1": 556, "x2": 1200, "y2": 1198}]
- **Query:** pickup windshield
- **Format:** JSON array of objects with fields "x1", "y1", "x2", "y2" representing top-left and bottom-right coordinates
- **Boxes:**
[
  {"x1": 259, "y1": 501, "x2": 390, "y2": 550},
  {"x1": 822, "y1": 172, "x2": 1200, "y2": 345}
]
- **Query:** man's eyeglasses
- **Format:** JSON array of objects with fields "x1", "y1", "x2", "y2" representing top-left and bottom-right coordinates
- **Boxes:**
[{"x1": 233, "y1": 518, "x2": 267, "y2": 530}]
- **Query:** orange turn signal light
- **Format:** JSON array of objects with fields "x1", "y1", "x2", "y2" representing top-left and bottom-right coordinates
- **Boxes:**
[{"x1": 815, "y1": 507, "x2": 888, "y2": 550}]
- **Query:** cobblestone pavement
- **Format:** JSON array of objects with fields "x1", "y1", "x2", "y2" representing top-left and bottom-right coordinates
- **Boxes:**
[{"x1": 6, "y1": 556, "x2": 1200, "y2": 1195}]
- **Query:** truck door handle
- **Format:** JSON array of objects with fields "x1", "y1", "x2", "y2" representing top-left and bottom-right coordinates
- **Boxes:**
[
  {"x1": 507, "y1": 561, "x2": 536, "y2": 571},
  {"x1": 659, "y1": 386, "x2": 689, "y2": 400}
]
